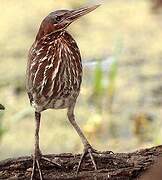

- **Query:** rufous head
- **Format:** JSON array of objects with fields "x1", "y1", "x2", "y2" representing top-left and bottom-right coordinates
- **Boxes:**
[{"x1": 36, "y1": 5, "x2": 100, "y2": 40}]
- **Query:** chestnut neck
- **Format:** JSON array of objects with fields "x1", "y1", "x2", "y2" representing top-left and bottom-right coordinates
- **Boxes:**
[{"x1": 36, "y1": 22, "x2": 56, "y2": 41}]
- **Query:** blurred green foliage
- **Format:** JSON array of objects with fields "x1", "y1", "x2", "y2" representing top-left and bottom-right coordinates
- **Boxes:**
[
  {"x1": 92, "y1": 37, "x2": 122, "y2": 112},
  {"x1": 93, "y1": 60, "x2": 103, "y2": 96},
  {"x1": 107, "y1": 37, "x2": 122, "y2": 111}
]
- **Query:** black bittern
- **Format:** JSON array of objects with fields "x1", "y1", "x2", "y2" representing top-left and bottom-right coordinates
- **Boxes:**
[{"x1": 26, "y1": 5, "x2": 103, "y2": 180}]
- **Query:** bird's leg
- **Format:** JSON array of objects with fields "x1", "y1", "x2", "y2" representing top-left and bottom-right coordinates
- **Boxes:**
[
  {"x1": 31, "y1": 112, "x2": 63, "y2": 180},
  {"x1": 31, "y1": 112, "x2": 43, "y2": 180},
  {"x1": 67, "y1": 103, "x2": 106, "y2": 174}
]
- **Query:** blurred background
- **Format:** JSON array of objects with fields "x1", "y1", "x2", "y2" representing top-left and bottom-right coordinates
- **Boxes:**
[{"x1": 0, "y1": 0, "x2": 162, "y2": 160}]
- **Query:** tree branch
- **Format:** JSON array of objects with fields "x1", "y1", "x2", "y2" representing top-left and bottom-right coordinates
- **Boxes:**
[{"x1": 0, "y1": 145, "x2": 162, "y2": 179}]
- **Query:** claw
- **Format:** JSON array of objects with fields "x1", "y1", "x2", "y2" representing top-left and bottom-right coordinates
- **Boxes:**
[
  {"x1": 30, "y1": 155, "x2": 63, "y2": 180},
  {"x1": 31, "y1": 158, "x2": 36, "y2": 180},
  {"x1": 76, "y1": 146, "x2": 113, "y2": 175},
  {"x1": 31, "y1": 156, "x2": 43, "y2": 180},
  {"x1": 41, "y1": 156, "x2": 64, "y2": 169},
  {"x1": 88, "y1": 148, "x2": 97, "y2": 170},
  {"x1": 92, "y1": 149, "x2": 114, "y2": 155},
  {"x1": 36, "y1": 159, "x2": 43, "y2": 180},
  {"x1": 76, "y1": 146, "x2": 97, "y2": 175}
]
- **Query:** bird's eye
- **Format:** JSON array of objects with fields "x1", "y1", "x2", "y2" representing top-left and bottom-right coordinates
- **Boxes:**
[{"x1": 55, "y1": 16, "x2": 61, "y2": 22}]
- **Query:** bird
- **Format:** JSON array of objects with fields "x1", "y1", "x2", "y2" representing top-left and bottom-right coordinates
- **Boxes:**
[{"x1": 26, "y1": 5, "x2": 101, "y2": 180}]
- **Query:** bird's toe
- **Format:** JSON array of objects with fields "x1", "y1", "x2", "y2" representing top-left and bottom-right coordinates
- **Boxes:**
[{"x1": 76, "y1": 146, "x2": 98, "y2": 174}]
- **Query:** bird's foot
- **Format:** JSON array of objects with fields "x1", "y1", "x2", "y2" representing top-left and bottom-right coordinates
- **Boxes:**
[
  {"x1": 30, "y1": 151, "x2": 63, "y2": 180},
  {"x1": 91, "y1": 148, "x2": 114, "y2": 155},
  {"x1": 31, "y1": 151, "x2": 43, "y2": 180},
  {"x1": 77, "y1": 145, "x2": 113, "y2": 174}
]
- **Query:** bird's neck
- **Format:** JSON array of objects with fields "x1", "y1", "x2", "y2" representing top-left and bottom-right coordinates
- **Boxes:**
[
  {"x1": 36, "y1": 23, "x2": 67, "y2": 42},
  {"x1": 35, "y1": 29, "x2": 74, "y2": 46}
]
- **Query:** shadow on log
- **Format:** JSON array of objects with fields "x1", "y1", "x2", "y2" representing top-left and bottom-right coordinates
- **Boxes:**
[{"x1": 0, "y1": 145, "x2": 162, "y2": 179}]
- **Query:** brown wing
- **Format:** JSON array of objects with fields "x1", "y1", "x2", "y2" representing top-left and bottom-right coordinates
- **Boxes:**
[{"x1": 26, "y1": 31, "x2": 82, "y2": 106}]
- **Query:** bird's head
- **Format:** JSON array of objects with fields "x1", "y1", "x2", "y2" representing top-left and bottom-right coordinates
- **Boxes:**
[{"x1": 36, "y1": 5, "x2": 100, "y2": 40}]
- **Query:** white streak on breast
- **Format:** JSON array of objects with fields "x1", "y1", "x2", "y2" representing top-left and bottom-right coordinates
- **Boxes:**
[
  {"x1": 33, "y1": 62, "x2": 42, "y2": 85},
  {"x1": 51, "y1": 45, "x2": 62, "y2": 81}
]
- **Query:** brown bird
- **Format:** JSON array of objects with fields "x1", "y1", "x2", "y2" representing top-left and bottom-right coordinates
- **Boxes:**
[{"x1": 26, "y1": 5, "x2": 101, "y2": 180}]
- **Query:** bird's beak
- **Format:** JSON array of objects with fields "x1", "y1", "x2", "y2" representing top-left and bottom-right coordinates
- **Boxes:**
[{"x1": 65, "y1": 5, "x2": 100, "y2": 23}]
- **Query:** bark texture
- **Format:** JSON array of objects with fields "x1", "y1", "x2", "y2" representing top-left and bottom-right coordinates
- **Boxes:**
[{"x1": 0, "y1": 145, "x2": 162, "y2": 180}]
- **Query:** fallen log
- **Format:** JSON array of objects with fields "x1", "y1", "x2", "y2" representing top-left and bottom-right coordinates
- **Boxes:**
[{"x1": 0, "y1": 145, "x2": 162, "y2": 179}]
